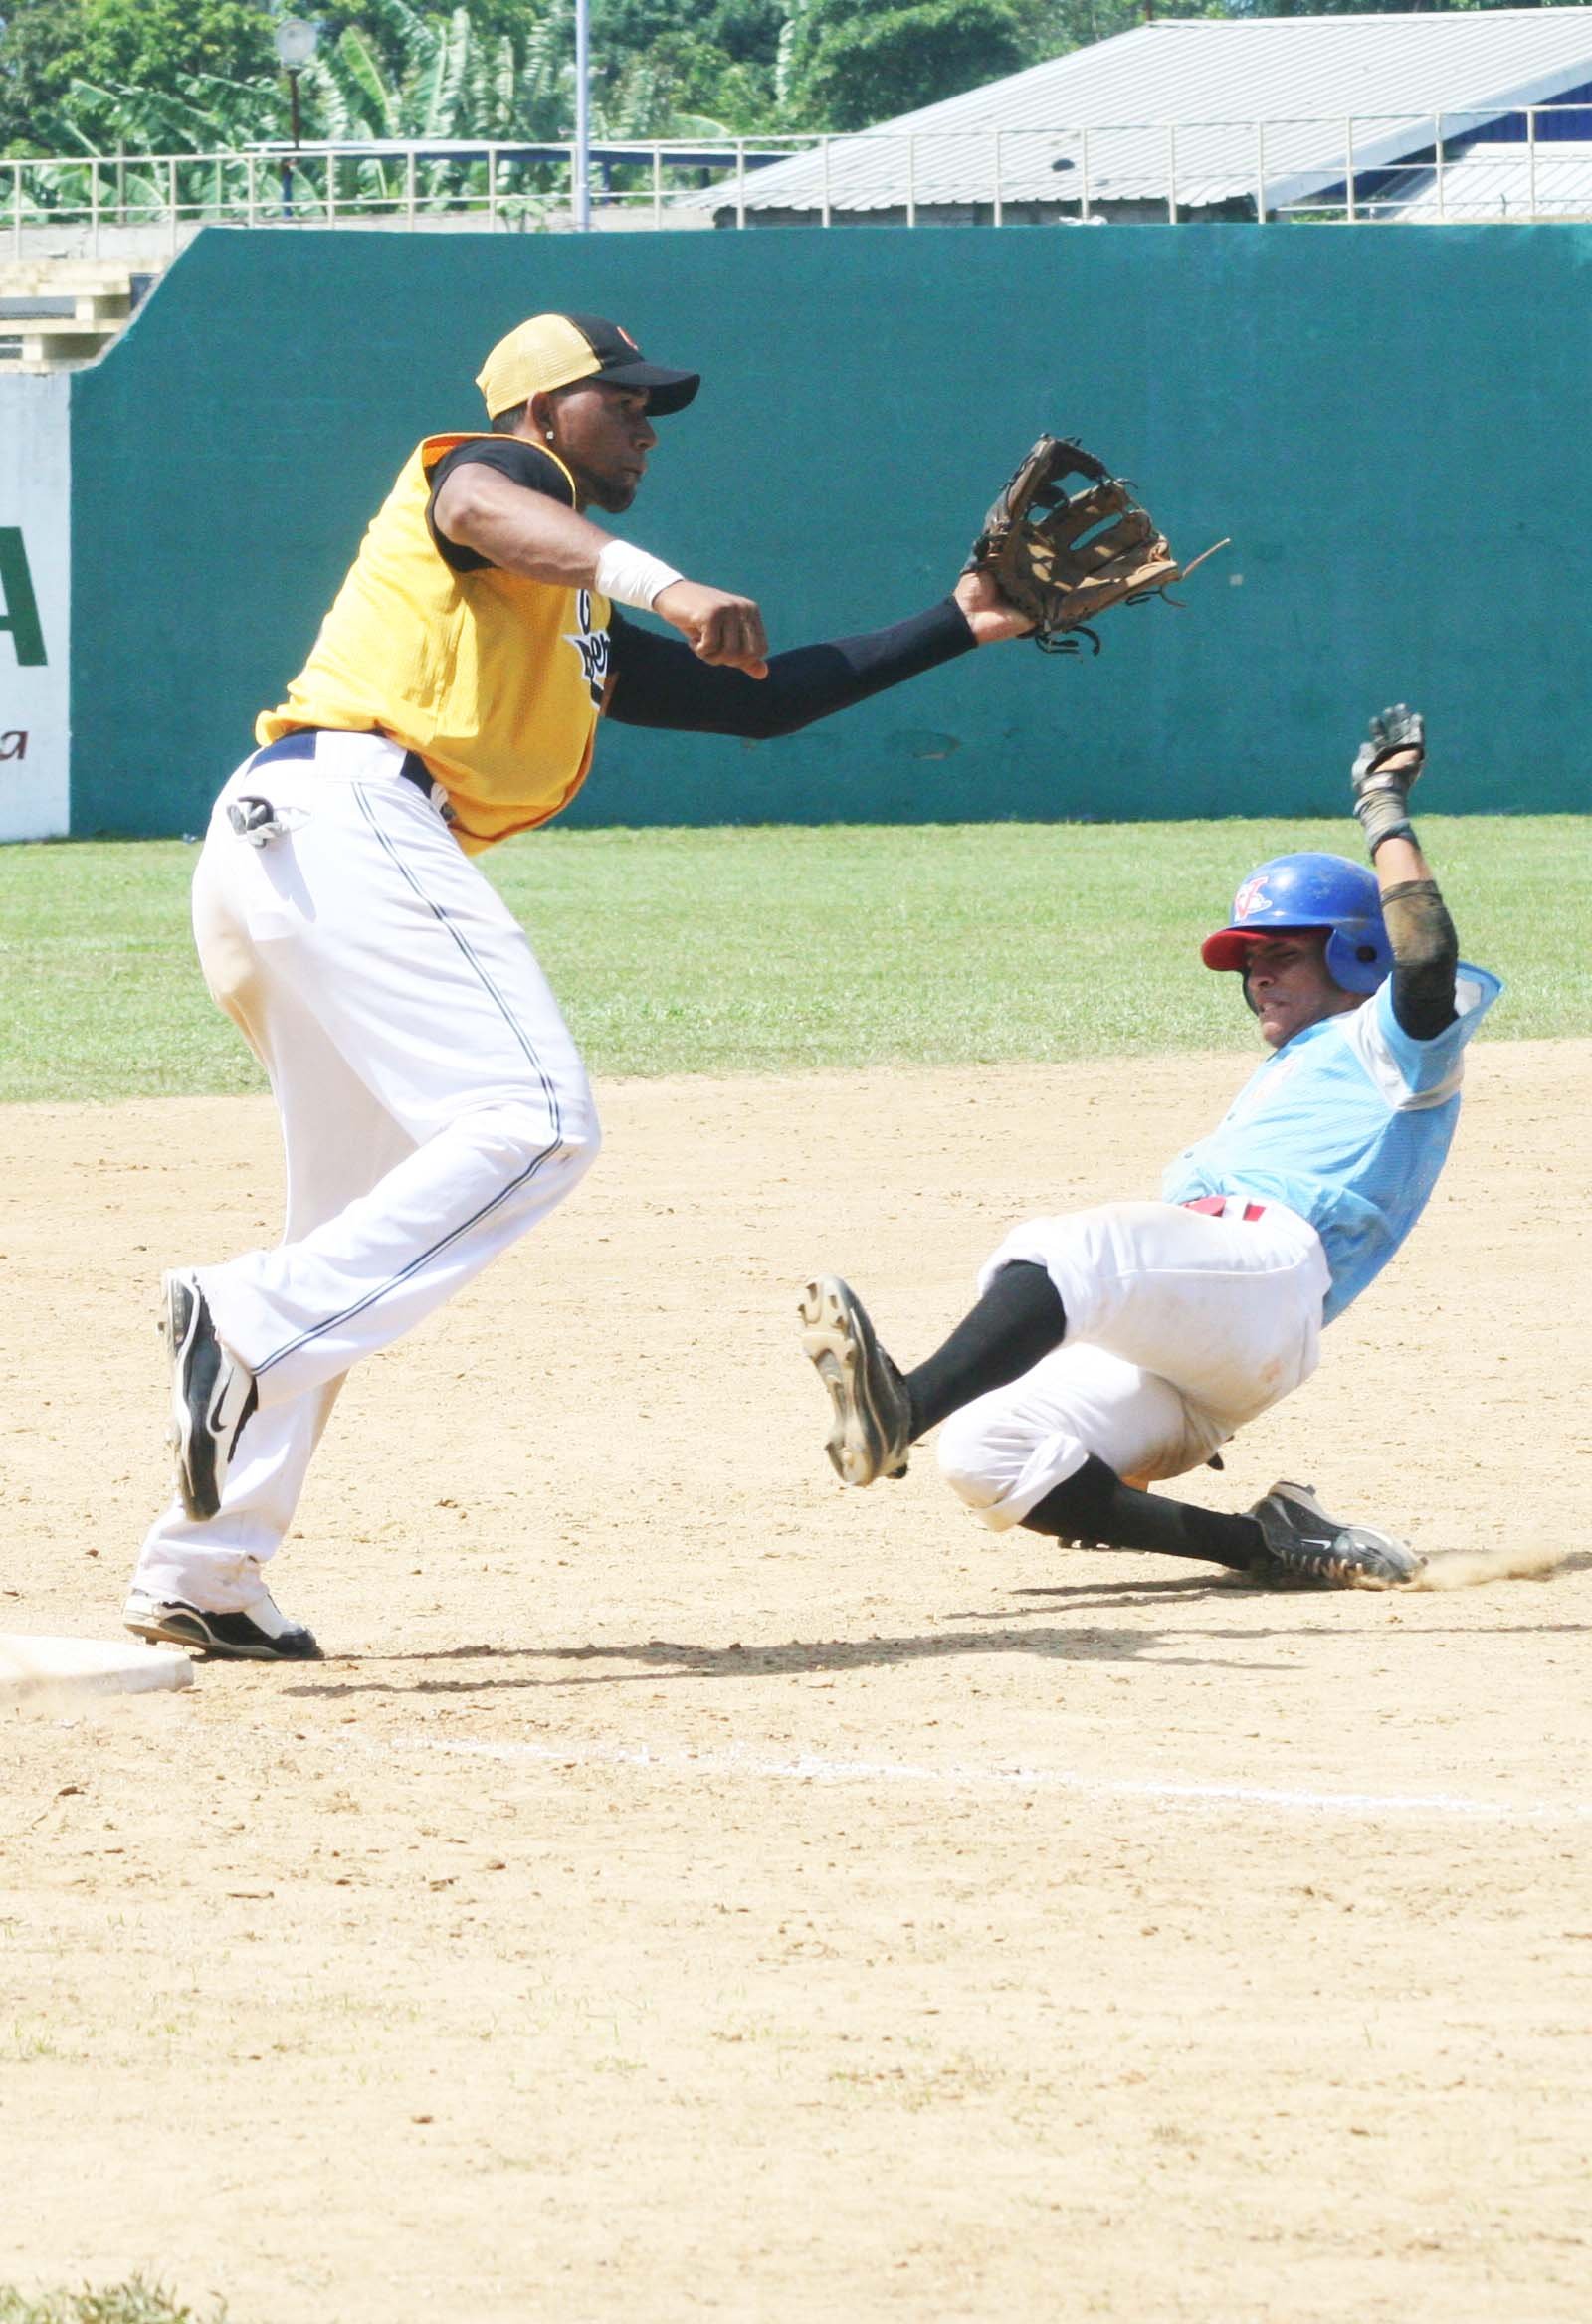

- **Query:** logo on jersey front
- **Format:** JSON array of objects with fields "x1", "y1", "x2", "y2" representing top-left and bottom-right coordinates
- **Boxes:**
[
  {"x1": 564, "y1": 587, "x2": 610, "y2": 706},
  {"x1": 1233, "y1": 875, "x2": 1272, "y2": 923}
]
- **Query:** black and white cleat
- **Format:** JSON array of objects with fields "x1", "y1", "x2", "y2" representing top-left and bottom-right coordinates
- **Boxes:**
[
  {"x1": 1246, "y1": 1479, "x2": 1425, "y2": 1590},
  {"x1": 162, "y1": 1267, "x2": 258, "y2": 1522},
  {"x1": 123, "y1": 1588, "x2": 322, "y2": 1662}
]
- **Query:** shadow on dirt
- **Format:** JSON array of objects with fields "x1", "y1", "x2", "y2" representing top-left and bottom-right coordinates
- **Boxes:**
[
  {"x1": 279, "y1": 1601, "x2": 1291, "y2": 1699},
  {"x1": 270, "y1": 1556, "x2": 1590, "y2": 1700}
]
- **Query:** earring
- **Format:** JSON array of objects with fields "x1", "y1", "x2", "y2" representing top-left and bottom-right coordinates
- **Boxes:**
[{"x1": 544, "y1": 429, "x2": 554, "y2": 441}]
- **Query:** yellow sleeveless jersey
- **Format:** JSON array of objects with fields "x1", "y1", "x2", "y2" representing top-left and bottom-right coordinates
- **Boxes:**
[{"x1": 257, "y1": 434, "x2": 611, "y2": 853}]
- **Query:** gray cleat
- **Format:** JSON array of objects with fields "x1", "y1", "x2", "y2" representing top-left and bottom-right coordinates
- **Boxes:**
[
  {"x1": 1247, "y1": 1479, "x2": 1425, "y2": 1590},
  {"x1": 798, "y1": 1275, "x2": 912, "y2": 1487}
]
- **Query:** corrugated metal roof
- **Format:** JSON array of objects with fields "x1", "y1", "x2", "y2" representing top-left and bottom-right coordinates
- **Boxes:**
[
  {"x1": 683, "y1": 10, "x2": 1592, "y2": 214},
  {"x1": 1372, "y1": 137, "x2": 1592, "y2": 220}
]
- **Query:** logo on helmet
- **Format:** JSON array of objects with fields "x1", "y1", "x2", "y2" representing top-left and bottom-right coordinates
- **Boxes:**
[{"x1": 1233, "y1": 876, "x2": 1271, "y2": 922}]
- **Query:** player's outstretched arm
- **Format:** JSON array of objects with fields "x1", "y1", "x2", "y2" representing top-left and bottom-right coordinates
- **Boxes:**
[
  {"x1": 432, "y1": 464, "x2": 768, "y2": 676},
  {"x1": 606, "y1": 567, "x2": 1032, "y2": 739},
  {"x1": 1350, "y1": 704, "x2": 1459, "y2": 1039}
]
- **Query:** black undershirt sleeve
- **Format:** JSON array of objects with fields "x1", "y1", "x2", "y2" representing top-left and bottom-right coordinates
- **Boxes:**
[
  {"x1": 425, "y1": 438, "x2": 575, "y2": 572},
  {"x1": 1382, "y1": 876, "x2": 1460, "y2": 1042},
  {"x1": 604, "y1": 598, "x2": 977, "y2": 741}
]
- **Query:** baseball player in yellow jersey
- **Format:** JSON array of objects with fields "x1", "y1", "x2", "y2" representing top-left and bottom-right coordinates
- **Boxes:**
[{"x1": 124, "y1": 310, "x2": 1031, "y2": 1659}]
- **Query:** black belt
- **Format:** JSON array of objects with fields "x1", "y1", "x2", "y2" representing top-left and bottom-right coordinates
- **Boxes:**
[{"x1": 250, "y1": 728, "x2": 438, "y2": 801}]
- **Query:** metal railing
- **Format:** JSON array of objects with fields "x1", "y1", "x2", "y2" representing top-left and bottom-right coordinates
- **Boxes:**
[
  {"x1": 6, "y1": 106, "x2": 1592, "y2": 251},
  {"x1": 0, "y1": 141, "x2": 805, "y2": 252}
]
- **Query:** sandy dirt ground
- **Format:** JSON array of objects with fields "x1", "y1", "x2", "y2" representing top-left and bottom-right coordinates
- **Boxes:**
[{"x1": 2, "y1": 1047, "x2": 1589, "y2": 2324}]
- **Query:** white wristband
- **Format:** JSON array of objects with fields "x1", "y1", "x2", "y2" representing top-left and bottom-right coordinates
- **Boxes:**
[{"x1": 594, "y1": 539, "x2": 685, "y2": 612}]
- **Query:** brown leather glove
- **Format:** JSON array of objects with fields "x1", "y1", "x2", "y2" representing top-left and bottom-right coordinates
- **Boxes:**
[{"x1": 963, "y1": 435, "x2": 1208, "y2": 655}]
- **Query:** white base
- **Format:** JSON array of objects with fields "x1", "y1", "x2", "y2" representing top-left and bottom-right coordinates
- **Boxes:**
[{"x1": 0, "y1": 1631, "x2": 195, "y2": 1698}]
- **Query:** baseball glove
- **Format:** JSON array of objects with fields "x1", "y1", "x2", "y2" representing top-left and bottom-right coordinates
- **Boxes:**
[{"x1": 965, "y1": 435, "x2": 1213, "y2": 655}]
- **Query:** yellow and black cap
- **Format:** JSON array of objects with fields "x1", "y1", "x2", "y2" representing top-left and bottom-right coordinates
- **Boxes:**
[{"x1": 476, "y1": 311, "x2": 699, "y2": 420}]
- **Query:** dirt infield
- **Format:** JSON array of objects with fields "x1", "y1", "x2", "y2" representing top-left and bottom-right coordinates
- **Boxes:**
[{"x1": 4, "y1": 1049, "x2": 1590, "y2": 2323}]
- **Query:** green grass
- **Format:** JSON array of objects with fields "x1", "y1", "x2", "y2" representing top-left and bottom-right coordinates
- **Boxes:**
[
  {"x1": 0, "y1": 2284, "x2": 225, "y2": 2324},
  {"x1": 0, "y1": 817, "x2": 1585, "y2": 1104}
]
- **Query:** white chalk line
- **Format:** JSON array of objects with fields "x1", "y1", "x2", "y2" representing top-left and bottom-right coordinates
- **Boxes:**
[{"x1": 366, "y1": 1730, "x2": 1592, "y2": 1826}]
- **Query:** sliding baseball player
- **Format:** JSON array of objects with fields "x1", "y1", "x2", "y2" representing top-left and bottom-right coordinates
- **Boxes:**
[{"x1": 800, "y1": 706, "x2": 1500, "y2": 1586}]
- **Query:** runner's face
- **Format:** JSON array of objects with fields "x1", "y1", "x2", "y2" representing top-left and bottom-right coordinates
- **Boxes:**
[
  {"x1": 1243, "y1": 933, "x2": 1361, "y2": 1050},
  {"x1": 541, "y1": 381, "x2": 657, "y2": 513}
]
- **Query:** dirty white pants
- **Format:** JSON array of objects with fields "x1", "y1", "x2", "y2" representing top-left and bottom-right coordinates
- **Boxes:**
[
  {"x1": 935, "y1": 1197, "x2": 1330, "y2": 1531},
  {"x1": 131, "y1": 733, "x2": 600, "y2": 1612}
]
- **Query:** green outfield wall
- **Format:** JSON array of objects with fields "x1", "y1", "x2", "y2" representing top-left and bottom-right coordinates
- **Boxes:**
[{"x1": 61, "y1": 223, "x2": 1592, "y2": 836}]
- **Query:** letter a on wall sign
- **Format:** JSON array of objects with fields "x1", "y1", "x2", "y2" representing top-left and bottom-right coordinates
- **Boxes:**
[
  {"x1": 0, "y1": 375, "x2": 71, "y2": 839},
  {"x1": 0, "y1": 528, "x2": 47, "y2": 665}
]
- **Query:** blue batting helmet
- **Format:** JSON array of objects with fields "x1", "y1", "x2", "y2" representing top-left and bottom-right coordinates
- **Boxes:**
[{"x1": 1201, "y1": 853, "x2": 1392, "y2": 996}]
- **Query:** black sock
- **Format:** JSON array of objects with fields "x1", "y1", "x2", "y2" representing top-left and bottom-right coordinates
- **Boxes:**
[
  {"x1": 1023, "y1": 1454, "x2": 1267, "y2": 1573},
  {"x1": 903, "y1": 1260, "x2": 1067, "y2": 1439}
]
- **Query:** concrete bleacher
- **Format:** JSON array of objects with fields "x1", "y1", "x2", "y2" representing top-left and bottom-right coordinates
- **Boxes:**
[{"x1": 0, "y1": 260, "x2": 142, "y2": 373}]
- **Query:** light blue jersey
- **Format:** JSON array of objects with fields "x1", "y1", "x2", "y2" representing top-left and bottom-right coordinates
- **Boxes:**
[{"x1": 1162, "y1": 965, "x2": 1502, "y2": 1324}]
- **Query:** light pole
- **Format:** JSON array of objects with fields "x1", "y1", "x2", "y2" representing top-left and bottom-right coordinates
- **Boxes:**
[
  {"x1": 274, "y1": 18, "x2": 318, "y2": 220},
  {"x1": 573, "y1": 0, "x2": 591, "y2": 231}
]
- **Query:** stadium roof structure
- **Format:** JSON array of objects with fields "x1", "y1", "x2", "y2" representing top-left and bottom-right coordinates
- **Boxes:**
[
  {"x1": 1385, "y1": 137, "x2": 1592, "y2": 221},
  {"x1": 680, "y1": 9, "x2": 1592, "y2": 225}
]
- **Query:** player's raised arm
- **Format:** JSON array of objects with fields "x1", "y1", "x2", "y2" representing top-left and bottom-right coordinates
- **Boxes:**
[{"x1": 1349, "y1": 704, "x2": 1459, "y2": 1041}]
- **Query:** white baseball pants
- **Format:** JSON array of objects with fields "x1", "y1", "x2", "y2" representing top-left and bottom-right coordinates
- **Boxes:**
[
  {"x1": 935, "y1": 1198, "x2": 1331, "y2": 1531},
  {"x1": 132, "y1": 733, "x2": 600, "y2": 1613}
]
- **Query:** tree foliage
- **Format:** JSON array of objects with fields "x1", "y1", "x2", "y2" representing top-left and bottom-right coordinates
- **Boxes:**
[
  {"x1": 779, "y1": 0, "x2": 1031, "y2": 130},
  {"x1": 589, "y1": 0, "x2": 787, "y2": 133},
  {"x1": 0, "y1": 0, "x2": 280, "y2": 153},
  {"x1": 305, "y1": 0, "x2": 567, "y2": 143},
  {"x1": 0, "y1": 0, "x2": 88, "y2": 153},
  {"x1": 0, "y1": 0, "x2": 1562, "y2": 157}
]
